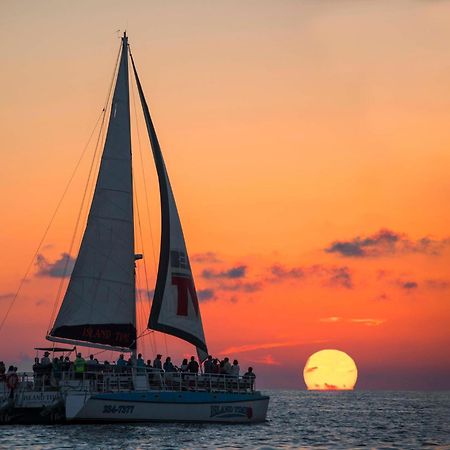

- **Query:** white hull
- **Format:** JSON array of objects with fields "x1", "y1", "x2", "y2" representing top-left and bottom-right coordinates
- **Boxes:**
[{"x1": 65, "y1": 391, "x2": 269, "y2": 423}]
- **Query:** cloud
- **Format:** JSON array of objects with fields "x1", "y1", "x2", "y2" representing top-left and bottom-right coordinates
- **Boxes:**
[
  {"x1": 202, "y1": 265, "x2": 246, "y2": 279},
  {"x1": 270, "y1": 265, "x2": 304, "y2": 280},
  {"x1": 219, "y1": 282, "x2": 262, "y2": 293},
  {"x1": 35, "y1": 253, "x2": 75, "y2": 278},
  {"x1": 305, "y1": 366, "x2": 318, "y2": 373},
  {"x1": 191, "y1": 252, "x2": 221, "y2": 264},
  {"x1": 320, "y1": 317, "x2": 342, "y2": 323},
  {"x1": 197, "y1": 289, "x2": 215, "y2": 301},
  {"x1": 320, "y1": 317, "x2": 385, "y2": 326},
  {"x1": 35, "y1": 299, "x2": 48, "y2": 307},
  {"x1": 137, "y1": 288, "x2": 154, "y2": 302},
  {"x1": 251, "y1": 355, "x2": 281, "y2": 366},
  {"x1": 219, "y1": 340, "x2": 304, "y2": 355},
  {"x1": 268, "y1": 264, "x2": 353, "y2": 289},
  {"x1": 349, "y1": 318, "x2": 385, "y2": 326},
  {"x1": 0, "y1": 292, "x2": 14, "y2": 301},
  {"x1": 425, "y1": 279, "x2": 450, "y2": 290},
  {"x1": 324, "y1": 383, "x2": 338, "y2": 390},
  {"x1": 325, "y1": 266, "x2": 353, "y2": 289},
  {"x1": 401, "y1": 281, "x2": 418, "y2": 290},
  {"x1": 325, "y1": 229, "x2": 450, "y2": 258}
]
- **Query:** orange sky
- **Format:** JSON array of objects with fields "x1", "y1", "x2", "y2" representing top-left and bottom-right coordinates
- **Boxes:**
[{"x1": 1, "y1": 0, "x2": 450, "y2": 389}]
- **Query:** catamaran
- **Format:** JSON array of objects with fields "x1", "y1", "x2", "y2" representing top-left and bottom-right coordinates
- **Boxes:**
[{"x1": 0, "y1": 33, "x2": 269, "y2": 424}]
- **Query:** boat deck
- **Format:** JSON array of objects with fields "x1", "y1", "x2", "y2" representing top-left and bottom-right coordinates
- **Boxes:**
[{"x1": 2, "y1": 369, "x2": 256, "y2": 397}]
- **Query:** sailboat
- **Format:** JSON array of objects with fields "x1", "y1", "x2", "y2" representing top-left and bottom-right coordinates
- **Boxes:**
[{"x1": 0, "y1": 33, "x2": 269, "y2": 424}]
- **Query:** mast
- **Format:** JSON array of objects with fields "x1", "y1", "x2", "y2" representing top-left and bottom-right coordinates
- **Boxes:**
[
  {"x1": 129, "y1": 48, "x2": 208, "y2": 361},
  {"x1": 47, "y1": 33, "x2": 137, "y2": 352}
]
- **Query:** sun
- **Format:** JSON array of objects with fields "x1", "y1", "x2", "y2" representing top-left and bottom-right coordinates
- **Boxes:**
[{"x1": 303, "y1": 349, "x2": 358, "y2": 390}]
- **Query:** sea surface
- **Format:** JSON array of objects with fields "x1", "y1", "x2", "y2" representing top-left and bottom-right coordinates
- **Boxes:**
[{"x1": 0, "y1": 390, "x2": 449, "y2": 449}]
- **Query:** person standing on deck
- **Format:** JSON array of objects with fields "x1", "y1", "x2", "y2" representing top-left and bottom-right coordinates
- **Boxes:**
[
  {"x1": 231, "y1": 359, "x2": 240, "y2": 377},
  {"x1": 187, "y1": 356, "x2": 199, "y2": 374},
  {"x1": 153, "y1": 354, "x2": 163, "y2": 371},
  {"x1": 74, "y1": 353, "x2": 86, "y2": 379},
  {"x1": 136, "y1": 353, "x2": 146, "y2": 373},
  {"x1": 222, "y1": 357, "x2": 232, "y2": 375},
  {"x1": 203, "y1": 355, "x2": 213, "y2": 374}
]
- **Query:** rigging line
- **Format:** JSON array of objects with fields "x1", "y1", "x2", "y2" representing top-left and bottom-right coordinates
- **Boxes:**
[
  {"x1": 47, "y1": 42, "x2": 123, "y2": 333},
  {"x1": 132, "y1": 175, "x2": 154, "y2": 355},
  {"x1": 47, "y1": 109, "x2": 106, "y2": 333},
  {"x1": 130, "y1": 72, "x2": 159, "y2": 356},
  {"x1": 129, "y1": 48, "x2": 160, "y2": 357},
  {"x1": 130, "y1": 63, "x2": 157, "y2": 328},
  {"x1": 0, "y1": 109, "x2": 104, "y2": 335},
  {"x1": 133, "y1": 214, "x2": 147, "y2": 357},
  {"x1": 130, "y1": 65, "x2": 158, "y2": 273}
]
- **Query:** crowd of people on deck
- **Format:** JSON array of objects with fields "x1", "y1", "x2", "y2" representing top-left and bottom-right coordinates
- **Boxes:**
[{"x1": 1, "y1": 353, "x2": 256, "y2": 387}]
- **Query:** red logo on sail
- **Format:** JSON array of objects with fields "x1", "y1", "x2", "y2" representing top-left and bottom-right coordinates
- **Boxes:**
[{"x1": 172, "y1": 275, "x2": 200, "y2": 317}]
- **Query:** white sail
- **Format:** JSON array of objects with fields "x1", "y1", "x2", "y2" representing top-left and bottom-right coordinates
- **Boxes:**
[
  {"x1": 48, "y1": 33, "x2": 136, "y2": 351},
  {"x1": 129, "y1": 51, "x2": 208, "y2": 359}
]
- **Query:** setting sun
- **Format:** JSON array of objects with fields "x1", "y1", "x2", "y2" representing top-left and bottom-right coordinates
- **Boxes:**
[{"x1": 303, "y1": 349, "x2": 358, "y2": 390}]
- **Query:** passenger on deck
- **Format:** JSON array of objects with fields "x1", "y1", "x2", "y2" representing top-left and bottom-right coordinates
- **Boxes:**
[
  {"x1": 87, "y1": 354, "x2": 98, "y2": 370},
  {"x1": 62, "y1": 356, "x2": 71, "y2": 372},
  {"x1": 153, "y1": 354, "x2": 163, "y2": 371},
  {"x1": 136, "y1": 353, "x2": 145, "y2": 373},
  {"x1": 243, "y1": 367, "x2": 256, "y2": 387},
  {"x1": 32, "y1": 357, "x2": 42, "y2": 384},
  {"x1": 222, "y1": 357, "x2": 232, "y2": 375},
  {"x1": 231, "y1": 359, "x2": 240, "y2": 377},
  {"x1": 52, "y1": 357, "x2": 62, "y2": 384},
  {"x1": 163, "y1": 357, "x2": 176, "y2": 373},
  {"x1": 41, "y1": 351, "x2": 51, "y2": 367},
  {"x1": 116, "y1": 354, "x2": 127, "y2": 369},
  {"x1": 74, "y1": 353, "x2": 86, "y2": 379},
  {"x1": 146, "y1": 359, "x2": 152, "y2": 368},
  {"x1": 180, "y1": 358, "x2": 188, "y2": 372},
  {"x1": 211, "y1": 359, "x2": 220, "y2": 374},
  {"x1": 187, "y1": 356, "x2": 199, "y2": 374},
  {"x1": 203, "y1": 355, "x2": 213, "y2": 374},
  {"x1": 0, "y1": 361, "x2": 6, "y2": 382}
]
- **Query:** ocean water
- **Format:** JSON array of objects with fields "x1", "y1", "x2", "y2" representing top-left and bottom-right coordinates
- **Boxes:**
[{"x1": 0, "y1": 390, "x2": 449, "y2": 449}]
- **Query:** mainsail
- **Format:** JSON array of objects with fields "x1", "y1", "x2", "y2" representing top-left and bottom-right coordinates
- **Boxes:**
[
  {"x1": 48, "y1": 33, "x2": 136, "y2": 351},
  {"x1": 129, "y1": 51, "x2": 208, "y2": 360}
]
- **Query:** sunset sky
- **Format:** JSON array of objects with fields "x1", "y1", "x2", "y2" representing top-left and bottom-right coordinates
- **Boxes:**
[{"x1": 1, "y1": 0, "x2": 449, "y2": 389}]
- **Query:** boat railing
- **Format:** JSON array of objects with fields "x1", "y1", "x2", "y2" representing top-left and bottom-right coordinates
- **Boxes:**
[{"x1": 2, "y1": 368, "x2": 256, "y2": 395}]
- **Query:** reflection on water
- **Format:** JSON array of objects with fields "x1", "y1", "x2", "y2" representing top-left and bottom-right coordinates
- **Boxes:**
[{"x1": 0, "y1": 391, "x2": 449, "y2": 449}]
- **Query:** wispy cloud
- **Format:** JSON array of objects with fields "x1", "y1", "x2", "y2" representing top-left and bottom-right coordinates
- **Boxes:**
[
  {"x1": 320, "y1": 317, "x2": 385, "y2": 326},
  {"x1": 401, "y1": 281, "x2": 418, "y2": 290},
  {"x1": 202, "y1": 265, "x2": 247, "y2": 279},
  {"x1": 219, "y1": 340, "x2": 304, "y2": 355},
  {"x1": 35, "y1": 253, "x2": 75, "y2": 278},
  {"x1": 219, "y1": 282, "x2": 262, "y2": 293},
  {"x1": 35, "y1": 299, "x2": 48, "y2": 307},
  {"x1": 269, "y1": 264, "x2": 353, "y2": 289},
  {"x1": 137, "y1": 288, "x2": 154, "y2": 302},
  {"x1": 197, "y1": 288, "x2": 215, "y2": 301},
  {"x1": 305, "y1": 366, "x2": 318, "y2": 373},
  {"x1": 425, "y1": 279, "x2": 450, "y2": 290},
  {"x1": 319, "y1": 316, "x2": 341, "y2": 323},
  {"x1": 251, "y1": 354, "x2": 281, "y2": 366},
  {"x1": 325, "y1": 229, "x2": 450, "y2": 258},
  {"x1": 270, "y1": 265, "x2": 304, "y2": 280},
  {"x1": 349, "y1": 318, "x2": 385, "y2": 326},
  {"x1": 191, "y1": 252, "x2": 221, "y2": 264},
  {"x1": 0, "y1": 292, "x2": 14, "y2": 301}
]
